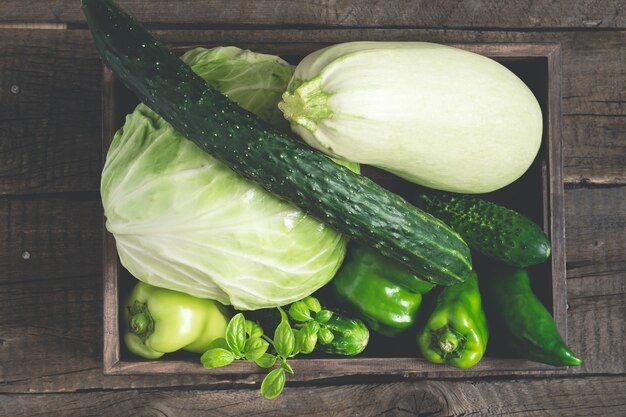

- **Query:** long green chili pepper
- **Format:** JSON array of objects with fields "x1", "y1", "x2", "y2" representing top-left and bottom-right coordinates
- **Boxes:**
[{"x1": 484, "y1": 266, "x2": 582, "y2": 367}]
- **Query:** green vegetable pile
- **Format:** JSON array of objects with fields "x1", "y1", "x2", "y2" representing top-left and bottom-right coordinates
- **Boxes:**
[{"x1": 83, "y1": 0, "x2": 582, "y2": 401}]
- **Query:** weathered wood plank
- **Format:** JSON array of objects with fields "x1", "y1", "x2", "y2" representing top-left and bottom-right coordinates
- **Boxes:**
[
  {"x1": 1, "y1": 0, "x2": 624, "y2": 29},
  {"x1": 0, "y1": 29, "x2": 623, "y2": 196},
  {"x1": 0, "y1": 187, "x2": 623, "y2": 392},
  {"x1": 564, "y1": 115, "x2": 626, "y2": 184},
  {"x1": 564, "y1": 186, "x2": 626, "y2": 373},
  {"x1": 0, "y1": 30, "x2": 102, "y2": 195},
  {"x1": 0, "y1": 196, "x2": 101, "y2": 283},
  {"x1": 1, "y1": 376, "x2": 625, "y2": 416},
  {"x1": 565, "y1": 186, "x2": 626, "y2": 281},
  {"x1": 0, "y1": 278, "x2": 102, "y2": 384}
]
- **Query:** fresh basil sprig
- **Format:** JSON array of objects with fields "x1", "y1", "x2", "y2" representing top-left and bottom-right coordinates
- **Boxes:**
[
  {"x1": 201, "y1": 312, "x2": 270, "y2": 367},
  {"x1": 287, "y1": 297, "x2": 336, "y2": 347},
  {"x1": 201, "y1": 297, "x2": 337, "y2": 400}
]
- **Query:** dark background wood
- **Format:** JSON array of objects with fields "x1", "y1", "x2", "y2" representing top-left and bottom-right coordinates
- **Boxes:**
[{"x1": 0, "y1": 1, "x2": 624, "y2": 415}]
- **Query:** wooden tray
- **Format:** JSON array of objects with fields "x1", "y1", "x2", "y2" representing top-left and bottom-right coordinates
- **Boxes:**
[{"x1": 102, "y1": 42, "x2": 565, "y2": 379}]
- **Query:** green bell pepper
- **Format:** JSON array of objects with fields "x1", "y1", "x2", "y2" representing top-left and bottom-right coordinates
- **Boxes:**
[
  {"x1": 417, "y1": 271, "x2": 488, "y2": 368},
  {"x1": 124, "y1": 282, "x2": 230, "y2": 359},
  {"x1": 484, "y1": 266, "x2": 582, "y2": 366},
  {"x1": 332, "y1": 244, "x2": 434, "y2": 336}
]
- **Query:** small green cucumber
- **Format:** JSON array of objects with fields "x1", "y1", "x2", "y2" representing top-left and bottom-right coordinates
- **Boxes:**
[
  {"x1": 410, "y1": 192, "x2": 550, "y2": 268},
  {"x1": 315, "y1": 313, "x2": 369, "y2": 356}
]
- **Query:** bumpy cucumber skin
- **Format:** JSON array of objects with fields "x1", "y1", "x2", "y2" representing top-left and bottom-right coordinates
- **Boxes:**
[
  {"x1": 82, "y1": 0, "x2": 472, "y2": 285},
  {"x1": 411, "y1": 192, "x2": 550, "y2": 268}
]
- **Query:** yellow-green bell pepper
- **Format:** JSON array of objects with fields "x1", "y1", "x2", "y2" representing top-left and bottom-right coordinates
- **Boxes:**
[{"x1": 124, "y1": 282, "x2": 230, "y2": 359}]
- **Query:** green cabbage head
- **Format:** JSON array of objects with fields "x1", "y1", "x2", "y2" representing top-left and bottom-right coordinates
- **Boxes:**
[{"x1": 102, "y1": 47, "x2": 354, "y2": 310}]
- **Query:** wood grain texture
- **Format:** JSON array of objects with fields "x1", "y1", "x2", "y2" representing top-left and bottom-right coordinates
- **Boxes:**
[
  {"x1": 1, "y1": 376, "x2": 625, "y2": 416},
  {"x1": 0, "y1": 29, "x2": 623, "y2": 196},
  {"x1": 0, "y1": 278, "x2": 101, "y2": 385},
  {"x1": 564, "y1": 186, "x2": 626, "y2": 374},
  {"x1": 1, "y1": 0, "x2": 625, "y2": 29},
  {"x1": 0, "y1": 30, "x2": 102, "y2": 195},
  {"x1": 0, "y1": 196, "x2": 101, "y2": 283},
  {"x1": 565, "y1": 186, "x2": 626, "y2": 281},
  {"x1": 564, "y1": 116, "x2": 626, "y2": 184}
]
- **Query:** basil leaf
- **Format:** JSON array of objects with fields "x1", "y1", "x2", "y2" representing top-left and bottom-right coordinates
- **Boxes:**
[
  {"x1": 245, "y1": 319, "x2": 264, "y2": 339},
  {"x1": 292, "y1": 332, "x2": 301, "y2": 357},
  {"x1": 315, "y1": 309, "x2": 333, "y2": 324},
  {"x1": 274, "y1": 320, "x2": 295, "y2": 358},
  {"x1": 306, "y1": 320, "x2": 320, "y2": 334},
  {"x1": 261, "y1": 368, "x2": 286, "y2": 400},
  {"x1": 297, "y1": 326, "x2": 317, "y2": 354},
  {"x1": 255, "y1": 353, "x2": 277, "y2": 368},
  {"x1": 318, "y1": 327, "x2": 335, "y2": 345},
  {"x1": 205, "y1": 337, "x2": 229, "y2": 350},
  {"x1": 288, "y1": 301, "x2": 311, "y2": 322},
  {"x1": 225, "y1": 313, "x2": 246, "y2": 357},
  {"x1": 200, "y1": 348, "x2": 235, "y2": 368},
  {"x1": 243, "y1": 337, "x2": 269, "y2": 361},
  {"x1": 303, "y1": 296, "x2": 322, "y2": 313}
]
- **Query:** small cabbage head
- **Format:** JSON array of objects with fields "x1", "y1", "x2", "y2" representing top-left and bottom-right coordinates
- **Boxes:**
[{"x1": 102, "y1": 47, "x2": 354, "y2": 310}]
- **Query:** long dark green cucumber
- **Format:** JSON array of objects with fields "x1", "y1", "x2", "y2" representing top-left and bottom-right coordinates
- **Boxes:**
[
  {"x1": 82, "y1": 0, "x2": 471, "y2": 285},
  {"x1": 410, "y1": 192, "x2": 550, "y2": 268}
]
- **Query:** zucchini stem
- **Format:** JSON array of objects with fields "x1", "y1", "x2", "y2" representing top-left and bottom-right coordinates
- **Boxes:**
[{"x1": 278, "y1": 76, "x2": 332, "y2": 133}]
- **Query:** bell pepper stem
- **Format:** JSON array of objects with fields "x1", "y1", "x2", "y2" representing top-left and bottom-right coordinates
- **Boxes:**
[
  {"x1": 128, "y1": 300, "x2": 155, "y2": 341},
  {"x1": 130, "y1": 312, "x2": 150, "y2": 334},
  {"x1": 431, "y1": 326, "x2": 466, "y2": 359},
  {"x1": 438, "y1": 329, "x2": 459, "y2": 353}
]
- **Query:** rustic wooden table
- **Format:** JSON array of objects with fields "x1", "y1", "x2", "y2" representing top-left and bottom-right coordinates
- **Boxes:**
[{"x1": 1, "y1": 1, "x2": 624, "y2": 415}]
